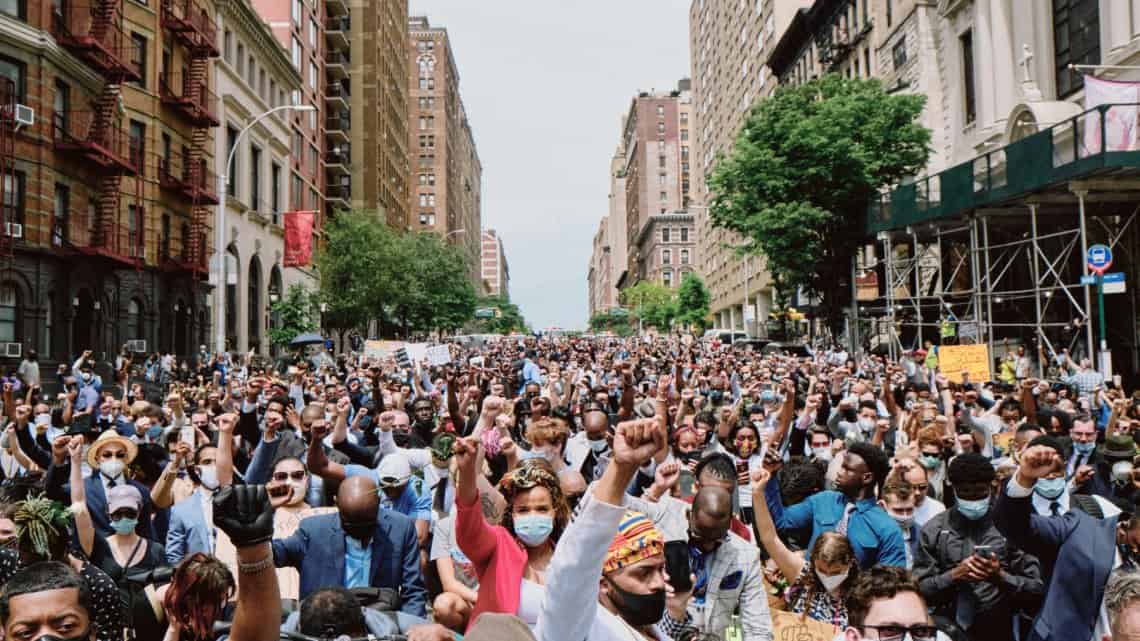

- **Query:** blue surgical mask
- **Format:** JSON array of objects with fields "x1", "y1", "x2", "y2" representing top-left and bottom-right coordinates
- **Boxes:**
[
  {"x1": 513, "y1": 514, "x2": 554, "y2": 547},
  {"x1": 920, "y1": 455, "x2": 942, "y2": 470},
  {"x1": 146, "y1": 425, "x2": 164, "y2": 440},
  {"x1": 1034, "y1": 477, "x2": 1066, "y2": 500},
  {"x1": 111, "y1": 517, "x2": 138, "y2": 535},
  {"x1": 956, "y1": 496, "x2": 990, "y2": 520},
  {"x1": 1074, "y1": 440, "x2": 1096, "y2": 455}
]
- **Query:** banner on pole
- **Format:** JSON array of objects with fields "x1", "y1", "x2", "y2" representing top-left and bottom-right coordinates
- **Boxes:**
[
  {"x1": 939, "y1": 344, "x2": 992, "y2": 384},
  {"x1": 283, "y1": 211, "x2": 316, "y2": 267}
]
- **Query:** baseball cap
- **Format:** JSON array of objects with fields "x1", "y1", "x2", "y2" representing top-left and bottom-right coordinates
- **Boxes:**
[
  {"x1": 375, "y1": 454, "x2": 412, "y2": 488},
  {"x1": 107, "y1": 485, "x2": 143, "y2": 514}
]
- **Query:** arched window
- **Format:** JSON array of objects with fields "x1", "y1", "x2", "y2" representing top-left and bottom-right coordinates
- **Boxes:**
[
  {"x1": 127, "y1": 298, "x2": 142, "y2": 341},
  {"x1": 248, "y1": 257, "x2": 262, "y2": 351},
  {"x1": 225, "y1": 248, "x2": 239, "y2": 347},
  {"x1": 0, "y1": 284, "x2": 18, "y2": 343}
]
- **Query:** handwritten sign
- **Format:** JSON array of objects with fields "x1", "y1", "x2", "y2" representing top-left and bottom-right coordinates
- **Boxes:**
[
  {"x1": 772, "y1": 609, "x2": 840, "y2": 641},
  {"x1": 939, "y1": 343, "x2": 992, "y2": 384},
  {"x1": 363, "y1": 340, "x2": 403, "y2": 360},
  {"x1": 426, "y1": 345, "x2": 452, "y2": 366}
]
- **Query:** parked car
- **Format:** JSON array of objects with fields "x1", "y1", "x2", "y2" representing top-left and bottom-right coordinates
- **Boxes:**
[
  {"x1": 702, "y1": 329, "x2": 749, "y2": 344},
  {"x1": 760, "y1": 342, "x2": 814, "y2": 358}
]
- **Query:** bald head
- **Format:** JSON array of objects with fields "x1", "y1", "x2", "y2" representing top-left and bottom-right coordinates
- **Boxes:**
[
  {"x1": 692, "y1": 486, "x2": 733, "y2": 521},
  {"x1": 559, "y1": 470, "x2": 587, "y2": 498},
  {"x1": 337, "y1": 475, "x2": 380, "y2": 524},
  {"x1": 582, "y1": 410, "x2": 609, "y2": 440},
  {"x1": 689, "y1": 486, "x2": 732, "y2": 552}
]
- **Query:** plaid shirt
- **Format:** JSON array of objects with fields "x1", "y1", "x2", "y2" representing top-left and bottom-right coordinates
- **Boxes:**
[{"x1": 1063, "y1": 368, "x2": 1104, "y2": 395}]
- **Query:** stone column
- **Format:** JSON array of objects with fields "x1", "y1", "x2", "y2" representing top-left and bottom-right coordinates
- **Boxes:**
[{"x1": 988, "y1": 0, "x2": 1017, "y2": 125}]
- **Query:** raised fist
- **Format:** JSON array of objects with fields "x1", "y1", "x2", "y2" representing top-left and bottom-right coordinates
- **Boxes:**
[{"x1": 213, "y1": 484, "x2": 274, "y2": 547}]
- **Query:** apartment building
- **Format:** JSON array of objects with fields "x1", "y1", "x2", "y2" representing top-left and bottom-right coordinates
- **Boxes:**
[{"x1": 480, "y1": 228, "x2": 509, "y2": 299}]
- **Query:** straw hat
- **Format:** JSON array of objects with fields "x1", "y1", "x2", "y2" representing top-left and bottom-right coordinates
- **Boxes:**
[{"x1": 86, "y1": 429, "x2": 139, "y2": 468}]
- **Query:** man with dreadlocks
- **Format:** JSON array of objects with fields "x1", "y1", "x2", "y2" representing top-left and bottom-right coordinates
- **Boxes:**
[{"x1": 0, "y1": 495, "x2": 124, "y2": 641}]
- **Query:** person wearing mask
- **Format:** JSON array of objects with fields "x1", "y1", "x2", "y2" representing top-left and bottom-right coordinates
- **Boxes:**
[
  {"x1": 1023, "y1": 435, "x2": 1120, "y2": 521},
  {"x1": 994, "y1": 444, "x2": 1140, "y2": 641},
  {"x1": 914, "y1": 427, "x2": 951, "y2": 504},
  {"x1": 658, "y1": 485, "x2": 771, "y2": 640},
  {"x1": 1065, "y1": 414, "x2": 1103, "y2": 486},
  {"x1": 270, "y1": 474, "x2": 427, "y2": 615},
  {"x1": 1074, "y1": 433, "x2": 1138, "y2": 504},
  {"x1": 752, "y1": 468, "x2": 855, "y2": 628},
  {"x1": 763, "y1": 441, "x2": 906, "y2": 568},
  {"x1": 263, "y1": 456, "x2": 327, "y2": 605},
  {"x1": 253, "y1": 401, "x2": 348, "y2": 507},
  {"x1": 644, "y1": 453, "x2": 752, "y2": 542},
  {"x1": 878, "y1": 478, "x2": 919, "y2": 569},
  {"x1": 565, "y1": 402, "x2": 612, "y2": 481},
  {"x1": 164, "y1": 438, "x2": 229, "y2": 564},
  {"x1": 901, "y1": 462, "x2": 946, "y2": 528},
  {"x1": 912, "y1": 453, "x2": 1044, "y2": 641},
  {"x1": 843, "y1": 566, "x2": 943, "y2": 641}
]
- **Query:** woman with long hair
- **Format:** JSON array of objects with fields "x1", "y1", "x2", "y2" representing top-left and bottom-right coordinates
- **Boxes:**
[
  {"x1": 752, "y1": 468, "x2": 858, "y2": 628},
  {"x1": 161, "y1": 552, "x2": 236, "y2": 641},
  {"x1": 455, "y1": 429, "x2": 571, "y2": 631}
]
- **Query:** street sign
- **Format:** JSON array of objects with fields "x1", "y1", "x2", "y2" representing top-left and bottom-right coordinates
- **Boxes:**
[
  {"x1": 1080, "y1": 272, "x2": 1125, "y2": 285},
  {"x1": 1087, "y1": 244, "x2": 1113, "y2": 275}
]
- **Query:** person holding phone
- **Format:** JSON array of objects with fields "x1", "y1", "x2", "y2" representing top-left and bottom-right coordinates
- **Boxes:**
[{"x1": 912, "y1": 453, "x2": 1044, "y2": 641}]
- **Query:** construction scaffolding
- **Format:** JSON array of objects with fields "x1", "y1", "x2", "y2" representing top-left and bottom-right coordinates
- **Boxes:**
[{"x1": 856, "y1": 102, "x2": 1140, "y2": 382}]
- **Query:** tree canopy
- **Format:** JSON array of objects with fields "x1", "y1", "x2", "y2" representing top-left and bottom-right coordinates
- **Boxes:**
[
  {"x1": 676, "y1": 273, "x2": 711, "y2": 331},
  {"x1": 708, "y1": 74, "x2": 930, "y2": 332},
  {"x1": 620, "y1": 281, "x2": 677, "y2": 330},
  {"x1": 470, "y1": 295, "x2": 528, "y2": 334},
  {"x1": 267, "y1": 283, "x2": 318, "y2": 348}
]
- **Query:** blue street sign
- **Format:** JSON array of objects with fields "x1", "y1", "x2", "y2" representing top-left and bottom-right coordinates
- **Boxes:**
[
  {"x1": 1088, "y1": 244, "x2": 1113, "y2": 274},
  {"x1": 1081, "y1": 272, "x2": 1125, "y2": 285}
]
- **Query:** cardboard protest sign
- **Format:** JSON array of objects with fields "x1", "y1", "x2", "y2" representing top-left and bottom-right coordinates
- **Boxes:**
[{"x1": 938, "y1": 344, "x2": 992, "y2": 384}]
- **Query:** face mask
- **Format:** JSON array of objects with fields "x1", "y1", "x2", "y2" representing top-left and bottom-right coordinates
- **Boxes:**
[
  {"x1": 605, "y1": 578, "x2": 666, "y2": 628},
  {"x1": 905, "y1": 398, "x2": 916, "y2": 411},
  {"x1": 889, "y1": 511, "x2": 914, "y2": 530},
  {"x1": 111, "y1": 517, "x2": 138, "y2": 535},
  {"x1": 816, "y1": 569, "x2": 849, "y2": 593},
  {"x1": 146, "y1": 425, "x2": 164, "y2": 440},
  {"x1": 286, "y1": 480, "x2": 308, "y2": 506},
  {"x1": 1074, "y1": 440, "x2": 1096, "y2": 455},
  {"x1": 1114, "y1": 461, "x2": 1134, "y2": 484},
  {"x1": 433, "y1": 464, "x2": 450, "y2": 478},
  {"x1": 811, "y1": 446, "x2": 832, "y2": 462},
  {"x1": 920, "y1": 454, "x2": 942, "y2": 470},
  {"x1": 588, "y1": 438, "x2": 609, "y2": 454},
  {"x1": 34, "y1": 413, "x2": 51, "y2": 427},
  {"x1": 513, "y1": 514, "x2": 554, "y2": 547},
  {"x1": 34, "y1": 627, "x2": 91, "y2": 641},
  {"x1": 956, "y1": 496, "x2": 990, "y2": 520},
  {"x1": 342, "y1": 521, "x2": 376, "y2": 544},
  {"x1": 857, "y1": 418, "x2": 875, "y2": 432},
  {"x1": 81, "y1": 372, "x2": 92, "y2": 383},
  {"x1": 735, "y1": 440, "x2": 757, "y2": 458},
  {"x1": 197, "y1": 464, "x2": 219, "y2": 490},
  {"x1": 100, "y1": 459, "x2": 124, "y2": 480}
]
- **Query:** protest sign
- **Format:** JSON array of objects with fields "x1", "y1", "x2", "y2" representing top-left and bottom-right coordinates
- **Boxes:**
[{"x1": 939, "y1": 344, "x2": 992, "y2": 384}]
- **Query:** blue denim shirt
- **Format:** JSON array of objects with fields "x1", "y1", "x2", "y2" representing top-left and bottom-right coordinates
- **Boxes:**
[
  {"x1": 344, "y1": 533, "x2": 372, "y2": 588},
  {"x1": 763, "y1": 482, "x2": 907, "y2": 569},
  {"x1": 345, "y1": 465, "x2": 433, "y2": 521}
]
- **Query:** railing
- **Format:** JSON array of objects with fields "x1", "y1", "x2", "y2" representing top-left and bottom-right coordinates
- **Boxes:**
[
  {"x1": 868, "y1": 103, "x2": 1140, "y2": 233},
  {"x1": 326, "y1": 51, "x2": 349, "y2": 65},
  {"x1": 325, "y1": 145, "x2": 349, "y2": 166},
  {"x1": 157, "y1": 153, "x2": 219, "y2": 204},
  {"x1": 159, "y1": 72, "x2": 219, "y2": 126},
  {"x1": 160, "y1": 0, "x2": 217, "y2": 53},
  {"x1": 52, "y1": 110, "x2": 143, "y2": 174},
  {"x1": 326, "y1": 113, "x2": 350, "y2": 132},
  {"x1": 67, "y1": 207, "x2": 145, "y2": 260},
  {"x1": 326, "y1": 81, "x2": 350, "y2": 98},
  {"x1": 326, "y1": 16, "x2": 349, "y2": 32},
  {"x1": 50, "y1": 7, "x2": 143, "y2": 80},
  {"x1": 326, "y1": 182, "x2": 350, "y2": 199}
]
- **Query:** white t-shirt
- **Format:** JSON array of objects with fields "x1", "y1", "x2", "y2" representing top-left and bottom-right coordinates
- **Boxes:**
[{"x1": 913, "y1": 496, "x2": 946, "y2": 528}]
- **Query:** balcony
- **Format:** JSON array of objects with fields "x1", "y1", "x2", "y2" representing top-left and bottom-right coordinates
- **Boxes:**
[
  {"x1": 50, "y1": 7, "x2": 142, "y2": 81},
  {"x1": 868, "y1": 103, "x2": 1140, "y2": 234},
  {"x1": 324, "y1": 81, "x2": 349, "y2": 111},
  {"x1": 52, "y1": 110, "x2": 142, "y2": 175},
  {"x1": 326, "y1": 112, "x2": 350, "y2": 144},
  {"x1": 326, "y1": 51, "x2": 348, "y2": 80},
  {"x1": 324, "y1": 144, "x2": 349, "y2": 177},
  {"x1": 159, "y1": 72, "x2": 219, "y2": 127},
  {"x1": 325, "y1": 16, "x2": 349, "y2": 51},
  {"x1": 325, "y1": 0, "x2": 346, "y2": 17},
  {"x1": 160, "y1": 0, "x2": 218, "y2": 56},
  {"x1": 157, "y1": 154, "x2": 219, "y2": 205},
  {"x1": 326, "y1": 181, "x2": 350, "y2": 207},
  {"x1": 66, "y1": 207, "x2": 145, "y2": 268}
]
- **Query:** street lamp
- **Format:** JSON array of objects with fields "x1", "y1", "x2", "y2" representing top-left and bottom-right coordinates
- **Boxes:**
[
  {"x1": 214, "y1": 103, "x2": 316, "y2": 356},
  {"x1": 443, "y1": 228, "x2": 466, "y2": 241}
]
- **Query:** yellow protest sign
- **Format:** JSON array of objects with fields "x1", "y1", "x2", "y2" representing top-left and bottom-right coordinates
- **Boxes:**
[
  {"x1": 939, "y1": 344, "x2": 992, "y2": 384},
  {"x1": 772, "y1": 609, "x2": 840, "y2": 641}
]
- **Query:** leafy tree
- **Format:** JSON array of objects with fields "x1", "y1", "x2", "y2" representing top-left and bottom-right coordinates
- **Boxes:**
[
  {"x1": 708, "y1": 74, "x2": 930, "y2": 334},
  {"x1": 620, "y1": 281, "x2": 677, "y2": 331},
  {"x1": 393, "y1": 232, "x2": 477, "y2": 335},
  {"x1": 589, "y1": 309, "x2": 634, "y2": 337},
  {"x1": 471, "y1": 295, "x2": 527, "y2": 334},
  {"x1": 316, "y1": 209, "x2": 396, "y2": 340},
  {"x1": 676, "y1": 273, "x2": 711, "y2": 331},
  {"x1": 267, "y1": 283, "x2": 319, "y2": 348}
]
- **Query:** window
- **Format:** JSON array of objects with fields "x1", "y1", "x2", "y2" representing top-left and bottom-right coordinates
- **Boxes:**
[
  {"x1": 658, "y1": 155, "x2": 666, "y2": 168},
  {"x1": 269, "y1": 79, "x2": 276, "y2": 107},
  {"x1": 961, "y1": 30, "x2": 976, "y2": 124},
  {"x1": 292, "y1": 0, "x2": 301, "y2": 22},
  {"x1": 309, "y1": 18, "x2": 317, "y2": 47},
  {"x1": 226, "y1": 126, "x2": 238, "y2": 196},
  {"x1": 892, "y1": 37, "x2": 907, "y2": 70},
  {"x1": 309, "y1": 61, "x2": 317, "y2": 90},
  {"x1": 659, "y1": 191, "x2": 667, "y2": 201},
  {"x1": 656, "y1": 105, "x2": 665, "y2": 116},
  {"x1": 291, "y1": 37, "x2": 301, "y2": 68},
  {"x1": 53, "y1": 79, "x2": 69, "y2": 132},
  {"x1": 237, "y1": 43, "x2": 245, "y2": 75},
  {"x1": 663, "y1": 270, "x2": 673, "y2": 288},
  {"x1": 658, "y1": 174, "x2": 666, "y2": 185},
  {"x1": 292, "y1": 173, "x2": 302, "y2": 209},
  {"x1": 129, "y1": 34, "x2": 147, "y2": 86},
  {"x1": 127, "y1": 205, "x2": 143, "y2": 257},
  {"x1": 680, "y1": 227, "x2": 689, "y2": 242},
  {"x1": 681, "y1": 145, "x2": 689, "y2": 159},
  {"x1": 657, "y1": 122, "x2": 665, "y2": 134},
  {"x1": 250, "y1": 145, "x2": 261, "y2": 209},
  {"x1": 0, "y1": 284, "x2": 17, "y2": 342},
  {"x1": 662, "y1": 227, "x2": 671, "y2": 242},
  {"x1": 259, "y1": 69, "x2": 266, "y2": 99},
  {"x1": 128, "y1": 120, "x2": 145, "y2": 167},
  {"x1": 52, "y1": 183, "x2": 68, "y2": 246},
  {"x1": 419, "y1": 193, "x2": 428, "y2": 206},
  {"x1": 160, "y1": 213, "x2": 170, "y2": 259},
  {"x1": 271, "y1": 163, "x2": 281, "y2": 223},
  {"x1": 248, "y1": 259, "x2": 261, "y2": 349},
  {"x1": 681, "y1": 129, "x2": 688, "y2": 141},
  {"x1": 0, "y1": 0, "x2": 24, "y2": 20},
  {"x1": 680, "y1": 112, "x2": 688, "y2": 125},
  {"x1": 681, "y1": 249, "x2": 690, "y2": 265},
  {"x1": 246, "y1": 58, "x2": 254, "y2": 88},
  {"x1": 126, "y1": 299, "x2": 142, "y2": 341},
  {"x1": 1054, "y1": 0, "x2": 1100, "y2": 97},
  {"x1": 885, "y1": 0, "x2": 892, "y2": 26},
  {"x1": 223, "y1": 30, "x2": 233, "y2": 63}
]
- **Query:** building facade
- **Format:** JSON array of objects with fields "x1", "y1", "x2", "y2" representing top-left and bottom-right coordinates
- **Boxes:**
[
  {"x1": 619, "y1": 80, "x2": 692, "y2": 289},
  {"x1": 587, "y1": 216, "x2": 613, "y2": 317},
  {"x1": 635, "y1": 211, "x2": 697, "y2": 290},
  {"x1": 407, "y1": 15, "x2": 482, "y2": 285},
  {"x1": 480, "y1": 228, "x2": 508, "y2": 299},
  {"x1": 0, "y1": 0, "x2": 222, "y2": 364},
  {"x1": 689, "y1": 0, "x2": 810, "y2": 333},
  {"x1": 216, "y1": 0, "x2": 310, "y2": 355}
]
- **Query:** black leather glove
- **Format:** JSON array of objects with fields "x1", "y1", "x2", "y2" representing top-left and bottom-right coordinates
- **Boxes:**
[{"x1": 212, "y1": 484, "x2": 274, "y2": 547}]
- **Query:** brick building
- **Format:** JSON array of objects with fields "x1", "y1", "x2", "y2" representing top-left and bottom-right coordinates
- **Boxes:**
[{"x1": 480, "y1": 228, "x2": 508, "y2": 299}]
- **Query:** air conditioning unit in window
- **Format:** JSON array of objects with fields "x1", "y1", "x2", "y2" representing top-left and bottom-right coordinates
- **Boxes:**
[
  {"x1": 4, "y1": 223, "x2": 22, "y2": 238},
  {"x1": 2, "y1": 343, "x2": 20, "y2": 358},
  {"x1": 13, "y1": 104, "x2": 33, "y2": 128},
  {"x1": 126, "y1": 339, "x2": 147, "y2": 353}
]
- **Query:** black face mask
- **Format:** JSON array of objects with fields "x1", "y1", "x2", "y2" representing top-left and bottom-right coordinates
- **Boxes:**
[
  {"x1": 341, "y1": 519, "x2": 376, "y2": 544},
  {"x1": 35, "y1": 628, "x2": 91, "y2": 641},
  {"x1": 605, "y1": 578, "x2": 666, "y2": 627},
  {"x1": 678, "y1": 450, "x2": 702, "y2": 464}
]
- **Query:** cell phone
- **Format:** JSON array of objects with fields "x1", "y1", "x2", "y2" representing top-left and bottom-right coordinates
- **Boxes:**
[
  {"x1": 973, "y1": 544, "x2": 998, "y2": 560},
  {"x1": 180, "y1": 425, "x2": 195, "y2": 449},
  {"x1": 664, "y1": 541, "x2": 692, "y2": 593}
]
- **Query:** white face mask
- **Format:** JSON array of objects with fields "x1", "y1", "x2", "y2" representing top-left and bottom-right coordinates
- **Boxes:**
[
  {"x1": 588, "y1": 438, "x2": 608, "y2": 454},
  {"x1": 197, "y1": 464, "x2": 219, "y2": 490},
  {"x1": 286, "y1": 480, "x2": 307, "y2": 505},
  {"x1": 811, "y1": 446, "x2": 832, "y2": 462},
  {"x1": 816, "y1": 568, "x2": 849, "y2": 593},
  {"x1": 99, "y1": 459, "x2": 124, "y2": 480}
]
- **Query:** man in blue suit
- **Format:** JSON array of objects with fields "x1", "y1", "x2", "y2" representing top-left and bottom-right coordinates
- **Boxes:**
[
  {"x1": 994, "y1": 442, "x2": 1140, "y2": 641},
  {"x1": 165, "y1": 443, "x2": 224, "y2": 564},
  {"x1": 271, "y1": 474, "x2": 427, "y2": 617}
]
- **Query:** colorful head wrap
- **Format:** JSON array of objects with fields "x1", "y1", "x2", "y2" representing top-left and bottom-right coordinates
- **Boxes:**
[{"x1": 603, "y1": 510, "x2": 664, "y2": 574}]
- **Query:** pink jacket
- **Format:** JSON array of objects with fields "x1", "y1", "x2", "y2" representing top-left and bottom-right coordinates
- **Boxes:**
[{"x1": 455, "y1": 490, "x2": 528, "y2": 631}]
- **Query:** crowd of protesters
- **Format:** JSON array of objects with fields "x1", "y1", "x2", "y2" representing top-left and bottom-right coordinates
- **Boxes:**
[{"x1": 2, "y1": 333, "x2": 1140, "y2": 641}]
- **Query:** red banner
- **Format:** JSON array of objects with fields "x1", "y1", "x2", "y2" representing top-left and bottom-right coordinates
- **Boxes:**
[{"x1": 283, "y1": 211, "x2": 315, "y2": 267}]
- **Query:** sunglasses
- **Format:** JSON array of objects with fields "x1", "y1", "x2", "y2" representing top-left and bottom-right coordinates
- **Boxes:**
[
  {"x1": 100, "y1": 451, "x2": 127, "y2": 459},
  {"x1": 859, "y1": 624, "x2": 938, "y2": 641},
  {"x1": 272, "y1": 470, "x2": 307, "y2": 482}
]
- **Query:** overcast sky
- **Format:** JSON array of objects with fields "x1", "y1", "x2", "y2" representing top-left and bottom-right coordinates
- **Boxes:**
[{"x1": 408, "y1": 0, "x2": 691, "y2": 331}]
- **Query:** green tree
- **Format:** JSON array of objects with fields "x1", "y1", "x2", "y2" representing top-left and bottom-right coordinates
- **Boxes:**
[
  {"x1": 316, "y1": 209, "x2": 397, "y2": 340},
  {"x1": 676, "y1": 273, "x2": 711, "y2": 332},
  {"x1": 267, "y1": 283, "x2": 319, "y2": 348},
  {"x1": 619, "y1": 281, "x2": 677, "y2": 331},
  {"x1": 708, "y1": 74, "x2": 930, "y2": 333},
  {"x1": 393, "y1": 232, "x2": 477, "y2": 335},
  {"x1": 589, "y1": 309, "x2": 634, "y2": 337},
  {"x1": 471, "y1": 295, "x2": 527, "y2": 334}
]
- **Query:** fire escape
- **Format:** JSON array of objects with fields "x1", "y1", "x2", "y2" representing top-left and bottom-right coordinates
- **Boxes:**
[
  {"x1": 50, "y1": 0, "x2": 145, "y2": 266},
  {"x1": 159, "y1": 0, "x2": 218, "y2": 277},
  {"x1": 0, "y1": 79, "x2": 16, "y2": 262}
]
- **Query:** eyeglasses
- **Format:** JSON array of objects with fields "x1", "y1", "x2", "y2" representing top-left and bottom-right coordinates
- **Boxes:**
[
  {"x1": 111, "y1": 509, "x2": 139, "y2": 521},
  {"x1": 859, "y1": 624, "x2": 939, "y2": 641},
  {"x1": 100, "y1": 451, "x2": 127, "y2": 459},
  {"x1": 272, "y1": 470, "x2": 307, "y2": 482}
]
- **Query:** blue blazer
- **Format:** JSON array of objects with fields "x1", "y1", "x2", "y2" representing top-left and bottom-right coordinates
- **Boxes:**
[
  {"x1": 165, "y1": 490, "x2": 213, "y2": 565},
  {"x1": 271, "y1": 511, "x2": 427, "y2": 617},
  {"x1": 994, "y1": 482, "x2": 1118, "y2": 641},
  {"x1": 46, "y1": 466, "x2": 156, "y2": 541}
]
